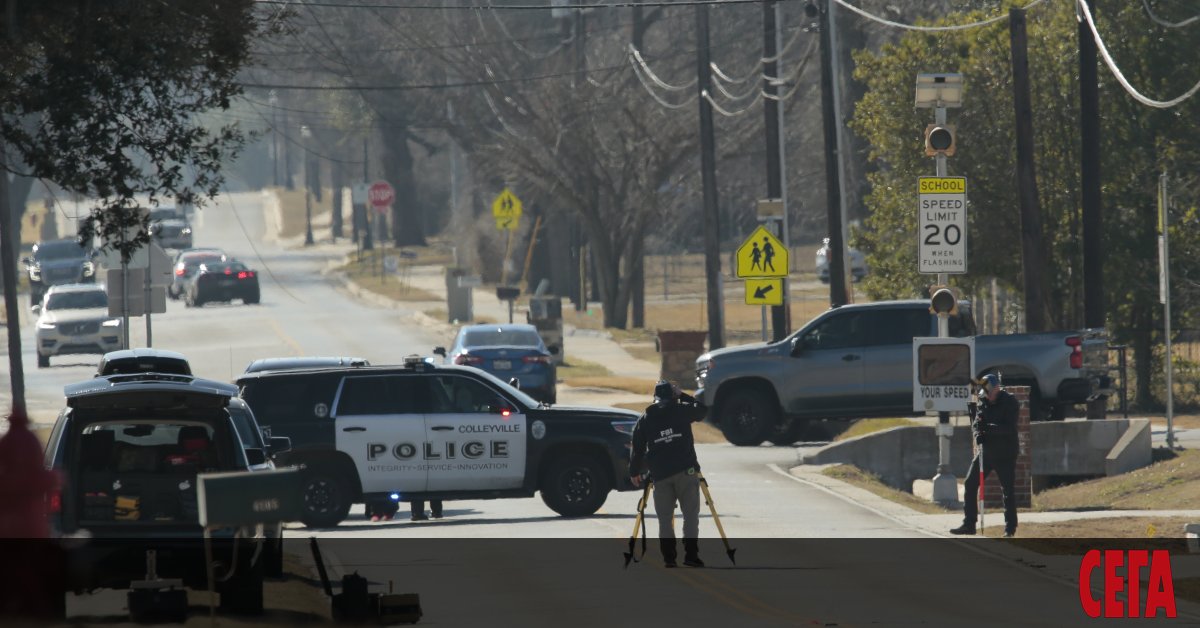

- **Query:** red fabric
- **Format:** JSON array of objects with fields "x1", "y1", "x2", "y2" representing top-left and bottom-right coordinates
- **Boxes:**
[{"x1": 0, "y1": 408, "x2": 58, "y2": 539}]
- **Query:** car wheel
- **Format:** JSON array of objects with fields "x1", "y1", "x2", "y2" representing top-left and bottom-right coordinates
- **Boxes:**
[
  {"x1": 767, "y1": 418, "x2": 808, "y2": 446},
  {"x1": 540, "y1": 453, "x2": 611, "y2": 517},
  {"x1": 37, "y1": 353, "x2": 49, "y2": 369},
  {"x1": 244, "y1": 291, "x2": 260, "y2": 305},
  {"x1": 300, "y1": 468, "x2": 352, "y2": 528},
  {"x1": 717, "y1": 388, "x2": 778, "y2": 446}
]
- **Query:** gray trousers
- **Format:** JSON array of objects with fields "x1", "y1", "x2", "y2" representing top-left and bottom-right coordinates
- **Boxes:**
[{"x1": 653, "y1": 469, "x2": 700, "y2": 539}]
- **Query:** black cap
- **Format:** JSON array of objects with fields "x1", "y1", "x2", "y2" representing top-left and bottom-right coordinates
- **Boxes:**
[{"x1": 654, "y1": 380, "x2": 675, "y2": 403}]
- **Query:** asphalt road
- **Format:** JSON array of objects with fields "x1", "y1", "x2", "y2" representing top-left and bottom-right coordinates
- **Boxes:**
[{"x1": 8, "y1": 194, "x2": 1199, "y2": 625}]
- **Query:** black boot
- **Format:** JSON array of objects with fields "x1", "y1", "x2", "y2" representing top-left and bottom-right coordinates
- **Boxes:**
[
  {"x1": 683, "y1": 539, "x2": 704, "y2": 568},
  {"x1": 660, "y1": 539, "x2": 677, "y2": 568},
  {"x1": 949, "y1": 521, "x2": 976, "y2": 535}
]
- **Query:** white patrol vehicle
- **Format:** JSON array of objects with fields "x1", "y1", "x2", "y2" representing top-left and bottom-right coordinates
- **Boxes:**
[{"x1": 236, "y1": 356, "x2": 639, "y2": 527}]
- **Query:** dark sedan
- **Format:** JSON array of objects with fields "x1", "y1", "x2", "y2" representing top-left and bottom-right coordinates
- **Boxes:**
[
  {"x1": 184, "y1": 260, "x2": 260, "y2": 307},
  {"x1": 170, "y1": 248, "x2": 225, "y2": 299}
]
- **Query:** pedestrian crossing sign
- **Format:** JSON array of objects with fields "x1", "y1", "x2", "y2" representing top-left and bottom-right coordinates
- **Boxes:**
[{"x1": 735, "y1": 225, "x2": 788, "y2": 278}]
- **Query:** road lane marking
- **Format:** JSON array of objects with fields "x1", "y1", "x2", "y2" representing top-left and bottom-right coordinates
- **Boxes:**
[{"x1": 267, "y1": 317, "x2": 304, "y2": 356}]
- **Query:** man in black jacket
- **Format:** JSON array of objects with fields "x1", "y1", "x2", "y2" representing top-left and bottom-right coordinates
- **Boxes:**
[
  {"x1": 951, "y1": 373, "x2": 1021, "y2": 537},
  {"x1": 630, "y1": 380, "x2": 707, "y2": 568}
]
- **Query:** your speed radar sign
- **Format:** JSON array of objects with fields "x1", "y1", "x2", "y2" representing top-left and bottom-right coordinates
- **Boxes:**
[{"x1": 918, "y1": 176, "x2": 967, "y2": 275}]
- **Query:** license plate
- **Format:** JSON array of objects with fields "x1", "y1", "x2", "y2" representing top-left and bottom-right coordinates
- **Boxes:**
[
  {"x1": 219, "y1": 279, "x2": 235, "y2": 287},
  {"x1": 492, "y1": 360, "x2": 512, "y2": 370}
]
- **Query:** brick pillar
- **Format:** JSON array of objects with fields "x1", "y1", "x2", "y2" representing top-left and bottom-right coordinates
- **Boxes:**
[
  {"x1": 982, "y1": 385, "x2": 1032, "y2": 508},
  {"x1": 657, "y1": 331, "x2": 707, "y2": 386}
]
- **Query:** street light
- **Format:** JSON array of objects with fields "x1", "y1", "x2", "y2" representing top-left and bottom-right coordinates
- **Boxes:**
[{"x1": 301, "y1": 125, "x2": 314, "y2": 246}]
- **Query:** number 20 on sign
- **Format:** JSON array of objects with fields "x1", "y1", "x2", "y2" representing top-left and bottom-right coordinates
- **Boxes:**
[{"x1": 918, "y1": 176, "x2": 967, "y2": 275}]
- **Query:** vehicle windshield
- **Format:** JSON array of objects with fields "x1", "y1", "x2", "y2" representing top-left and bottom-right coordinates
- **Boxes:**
[
  {"x1": 227, "y1": 407, "x2": 264, "y2": 450},
  {"x1": 462, "y1": 328, "x2": 543, "y2": 348},
  {"x1": 183, "y1": 255, "x2": 223, "y2": 270},
  {"x1": 34, "y1": 240, "x2": 87, "y2": 261},
  {"x1": 470, "y1": 368, "x2": 542, "y2": 409},
  {"x1": 46, "y1": 291, "x2": 107, "y2": 310},
  {"x1": 149, "y1": 208, "x2": 183, "y2": 222}
]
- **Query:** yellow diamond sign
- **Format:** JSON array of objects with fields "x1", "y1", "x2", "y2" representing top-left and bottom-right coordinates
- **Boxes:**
[
  {"x1": 736, "y1": 225, "x2": 788, "y2": 278},
  {"x1": 492, "y1": 188, "x2": 522, "y2": 220}
]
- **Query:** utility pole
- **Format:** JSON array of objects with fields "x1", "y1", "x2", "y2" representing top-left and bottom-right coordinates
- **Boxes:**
[
  {"x1": 697, "y1": 3, "x2": 725, "y2": 350},
  {"x1": 362, "y1": 136, "x2": 373, "y2": 251},
  {"x1": 1009, "y1": 8, "x2": 1046, "y2": 332},
  {"x1": 631, "y1": 3, "x2": 647, "y2": 328},
  {"x1": 0, "y1": 147, "x2": 25, "y2": 414},
  {"x1": 762, "y1": 0, "x2": 790, "y2": 342},
  {"x1": 1159, "y1": 172, "x2": 1175, "y2": 449},
  {"x1": 1078, "y1": 0, "x2": 1105, "y2": 420},
  {"x1": 815, "y1": 0, "x2": 847, "y2": 307}
]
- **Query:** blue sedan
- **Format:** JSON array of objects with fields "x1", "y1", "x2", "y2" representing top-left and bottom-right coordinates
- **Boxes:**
[{"x1": 438, "y1": 323, "x2": 557, "y2": 404}]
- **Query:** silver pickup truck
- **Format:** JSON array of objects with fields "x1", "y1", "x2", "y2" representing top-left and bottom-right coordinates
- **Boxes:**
[{"x1": 694, "y1": 300, "x2": 1111, "y2": 446}]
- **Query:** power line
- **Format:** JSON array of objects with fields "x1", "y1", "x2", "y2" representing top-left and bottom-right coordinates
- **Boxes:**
[
  {"x1": 701, "y1": 89, "x2": 761, "y2": 116},
  {"x1": 628, "y1": 44, "x2": 696, "y2": 91},
  {"x1": 255, "y1": 0, "x2": 800, "y2": 10},
  {"x1": 1078, "y1": 0, "x2": 1200, "y2": 108},
  {"x1": 1141, "y1": 0, "x2": 1200, "y2": 28},
  {"x1": 833, "y1": 0, "x2": 1052, "y2": 32},
  {"x1": 628, "y1": 52, "x2": 696, "y2": 109},
  {"x1": 241, "y1": 61, "x2": 626, "y2": 91}
]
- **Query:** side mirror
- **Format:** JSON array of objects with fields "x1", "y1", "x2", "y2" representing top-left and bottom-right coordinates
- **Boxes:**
[
  {"x1": 268, "y1": 436, "x2": 292, "y2": 456},
  {"x1": 508, "y1": 377, "x2": 521, "y2": 390},
  {"x1": 433, "y1": 346, "x2": 447, "y2": 357},
  {"x1": 790, "y1": 337, "x2": 803, "y2": 356},
  {"x1": 245, "y1": 448, "x2": 268, "y2": 466},
  {"x1": 20, "y1": 256, "x2": 31, "y2": 266},
  {"x1": 31, "y1": 304, "x2": 41, "y2": 313},
  {"x1": 547, "y1": 344, "x2": 560, "y2": 356}
]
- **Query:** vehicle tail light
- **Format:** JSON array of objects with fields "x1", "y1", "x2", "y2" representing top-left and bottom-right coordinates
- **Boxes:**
[
  {"x1": 224, "y1": 268, "x2": 233, "y2": 275},
  {"x1": 174, "y1": 268, "x2": 184, "y2": 276},
  {"x1": 237, "y1": 271, "x2": 249, "y2": 279},
  {"x1": 522, "y1": 355, "x2": 550, "y2": 365},
  {"x1": 48, "y1": 491, "x2": 61, "y2": 514},
  {"x1": 1066, "y1": 336, "x2": 1082, "y2": 369},
  {"x1": 455, "y1": 354, "x2": 483, "y2": 366}
]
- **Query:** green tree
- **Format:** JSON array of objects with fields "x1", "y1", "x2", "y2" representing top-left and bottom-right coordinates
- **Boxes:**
[{"x1": 848, "y1": 1, "x2": 1200, "y2": 409}]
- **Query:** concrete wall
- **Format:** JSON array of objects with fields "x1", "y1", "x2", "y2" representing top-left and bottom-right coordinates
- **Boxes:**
[{"x1": 800, "y1": 418, "x2": 1152, "y2": 493}]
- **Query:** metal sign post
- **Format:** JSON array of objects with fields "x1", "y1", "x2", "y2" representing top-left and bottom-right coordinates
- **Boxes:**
[
  {"x1": 1160, "y1": 172, "x2": 1175, "y2": 449},
  {"x1": 916, "y1": 73, "x2": 964, "y2": 505}
]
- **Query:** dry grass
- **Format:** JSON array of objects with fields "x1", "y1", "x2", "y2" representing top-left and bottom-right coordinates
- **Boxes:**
[
  {"x1": 611, "y1": 401, "x2": 727, "y2": 444},
  {"x1": 834, "y1": 418, "x2": 921, "y2": 442},
  {"x1": 1151, "y1": 414, "x2": 1200, "y2": 430},
  {"x1": 1034, "y1": 449, "x2": 1200, "y2": 512},
  {"x1": 340, "y1": 251, "x2": 440, "y2": 302},
  {"x1": 995, "y1": 516, "x2": 1196, "y2": 540},
  {"x1": 623, "y1": 343, "x2": 659, "y2": 365},
  {"x1": 564, "y1": 296, "x2": 833, "y2": 341},
  {"x1": 561, "y1": 376, "x2": 656, "y2": 396},
  {"x1": 821, "y1": 464, "x2": 956, "y2": 515},
  {"x1": 556, "y1": 358, "x2": 614, "y2": 379}
]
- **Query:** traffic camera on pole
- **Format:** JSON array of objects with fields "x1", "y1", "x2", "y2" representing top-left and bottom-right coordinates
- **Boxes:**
[
  {"x1": 929, "y1": 285, "x2": 958, "y2": 316},
  {"x1": 924, "y1": 124, "x2": 956, "y2": 157}
]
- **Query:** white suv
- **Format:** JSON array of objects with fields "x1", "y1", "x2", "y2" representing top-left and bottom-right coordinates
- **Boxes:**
[{"x1": 35, "y1": 284, "x2": 123, "y2": 368}]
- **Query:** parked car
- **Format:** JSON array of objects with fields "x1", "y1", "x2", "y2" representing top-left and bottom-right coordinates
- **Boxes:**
[
  {"x1": 34, "y1": 284, "x2": 123, "y2": 368},
  {"x1": 44, "y1": 373, "x2": 270, "y2": 614},
  {"x1": 437, "y1": 323, "x2": 557, "y2": 404},
  {"x1": 170, "y1": 248, "x2": 225, "y2": 299},
  {"x1": 147, "y1": 206, "x2": 193, "y2": 250},
  {"x1": 184, "y1": 259, "x2": 260, "y2": 307},
  {"x1": 236, "y1": 357, "x2": 636, "y2": 527},
  {"x1": 243, "y1": 356, "x2": 369, "y2": 374},
  {"x1": 96, "y1": 348, "x2": 192, "y2": 377},
  {"x1": 23, "y1": 238, "x2": 97, "y2": 306},
  {"x1": 815, "y1": 238, "x2": 868, "y2": 283},
  {"x1": 695, "y1": 299, "x2": 1111, "y2": 446}
]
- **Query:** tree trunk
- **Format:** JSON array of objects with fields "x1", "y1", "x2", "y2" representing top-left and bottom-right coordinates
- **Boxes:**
[
  {"x1": 0, "y1": 166, "x2": 27, "y2": 414},
  {"x1": 381, "y1": 131, "x2": 424, "y2": 246},
  {"x1": 331, "y1": 161, "x2": 344, "y2": 239},
  {"x1": 631, "y1": 232, "x2": 645, "y2": 328}
]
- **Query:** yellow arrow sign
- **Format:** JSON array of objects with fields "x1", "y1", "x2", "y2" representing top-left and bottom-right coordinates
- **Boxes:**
[
  {"x1": 736, "y1": 225, "x2": 788, "y2": 278},
  {"x1": 495, "y1": 216, "x2": 520, "y2": 232},
  {"x1": 492, "y1": 188, "x2": 523, "y2": 220},
  {"x1": 744, "y1": 278, "x2": 783, "y2": 306}
]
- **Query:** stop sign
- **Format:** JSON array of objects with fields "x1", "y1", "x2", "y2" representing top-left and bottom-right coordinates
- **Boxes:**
[{"x1": 368, "y1": 180, "x2": 394, "y2": 214}]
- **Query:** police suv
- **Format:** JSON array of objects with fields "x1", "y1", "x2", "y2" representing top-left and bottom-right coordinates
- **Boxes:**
[{"x1": 236, "y1": 357, "x2": 639, "y2": 527}]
